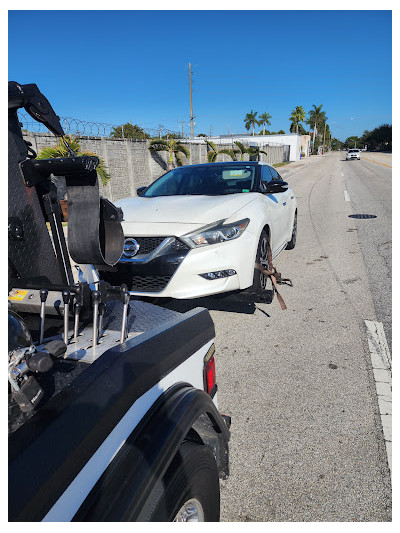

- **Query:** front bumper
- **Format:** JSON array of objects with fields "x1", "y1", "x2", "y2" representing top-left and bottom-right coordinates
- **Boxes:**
[{"x1": 101, "y1": 232, "x2": 258, "y2": 299}]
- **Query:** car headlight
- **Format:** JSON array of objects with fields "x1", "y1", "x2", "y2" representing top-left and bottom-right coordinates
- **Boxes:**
[{"x1": 182, "y1": 219, "x2": 250, "y2": 248}]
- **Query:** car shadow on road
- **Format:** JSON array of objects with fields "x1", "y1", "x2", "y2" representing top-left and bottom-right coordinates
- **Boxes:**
[{"x1": 141, "y1": 292, "x2": 271, "y2": 315}]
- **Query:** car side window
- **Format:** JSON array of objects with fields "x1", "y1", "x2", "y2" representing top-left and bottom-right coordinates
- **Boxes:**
[
  {"x1": 268, "y1": 166, "x2": 281, "y2": 181},
  {"x1": 261, "y1": 165, "x2": 272, "y2": 188}
]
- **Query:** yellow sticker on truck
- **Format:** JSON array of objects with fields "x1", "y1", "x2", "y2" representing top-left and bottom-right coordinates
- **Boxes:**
[{"x1": 9, "y1": 289, "x2": 29, "y2": 301}]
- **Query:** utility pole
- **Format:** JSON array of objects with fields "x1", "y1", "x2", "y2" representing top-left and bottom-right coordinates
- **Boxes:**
[
  {"x1": 189, "y1": 63, "x2": 194, "y2": 139},
  {"x1": 158, "y1": 124, "x2": 162, "y2": 139},
  {"x1": 210, "y1": 125, "x2": 212, "y2": 138},
  {"x1": 313, "y1": 122, "x2": 317, "y2": 154},
  {"x1": 178, "y1": 120, "x2": 184, "y2": 138}
]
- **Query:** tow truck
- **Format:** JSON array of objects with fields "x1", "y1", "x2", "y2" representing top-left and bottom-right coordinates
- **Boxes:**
[{"x1": 8, "y1": 81, "x2": 230, "y2": 522}]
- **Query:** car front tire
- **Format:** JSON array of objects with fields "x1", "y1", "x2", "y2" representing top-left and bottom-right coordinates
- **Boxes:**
[{"x1": 248, "y1": 229, "x2": 274, "y2": 303}]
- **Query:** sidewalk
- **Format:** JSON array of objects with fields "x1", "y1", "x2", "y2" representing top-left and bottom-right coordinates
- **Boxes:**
[{"x1": 278, "y1": 154, "x2": 321, "y2": 178}]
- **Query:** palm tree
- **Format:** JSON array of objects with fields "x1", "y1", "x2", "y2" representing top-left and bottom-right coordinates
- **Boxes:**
[
  {"x1": 149, "y1": 137, "x2": 190, "y2": 170},
  {"x1": 205, "y1": 140, "x2": 219, "y2": 163},
  {"x1": 306, "y1": 104, "x2": 327, "y2": 132},
  {"x1": 218, "y1": 148, "x2": 238, "y2": 161},
  {"x1": 37, "y1": 135, "x2": 111, "y2": 186},
  {"x1": 258, "y1": 112, "x2": 272, "y2": 135},
  {"x1": 244, "y1": 110, "x2": 259, "y2": 136},
  {"x1": 246, "y1": 146, "x2": 268, "y2": 162},
  {"x1": 233, "y1": 141, "x2": 248, "y2": 161},
  {"x1": 289, "y1": 106, "x2": 306, "y2": 134},
  {"x1": 306, "y1": 105, "x2": 327, "y2": 154}
]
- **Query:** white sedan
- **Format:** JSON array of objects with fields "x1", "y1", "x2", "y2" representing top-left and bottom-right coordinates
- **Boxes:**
[{"x1": 102, "y1": 161, "x2": 297, "y2": 299}]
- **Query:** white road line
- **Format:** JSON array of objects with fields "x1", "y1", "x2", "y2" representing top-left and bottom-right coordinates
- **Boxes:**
[
  {"x1": 341, "y1": 172, "x2": 344, "y2": 176},
  {"x1": 344, "y1": 190, "x2": 351, "y2": 202},
  {"x1": 364, "y1": 320, "x2": 392, "y2": 476}
]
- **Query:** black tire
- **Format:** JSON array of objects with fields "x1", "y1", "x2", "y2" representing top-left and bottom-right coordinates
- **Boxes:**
[
  {"x1": 246, "y1": 229, "x2": 274, "y2": 303},
  {"x1": 145, "y1": 441, "x2": 220, "y2": 522},
  {"x1": 286, "y1": 211, "x2": 297, "y2": 250}
]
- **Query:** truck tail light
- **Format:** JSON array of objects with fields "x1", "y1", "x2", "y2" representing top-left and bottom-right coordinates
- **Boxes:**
[{"x1": 204, "y1": 344, "x2": 217, "y2": 398}]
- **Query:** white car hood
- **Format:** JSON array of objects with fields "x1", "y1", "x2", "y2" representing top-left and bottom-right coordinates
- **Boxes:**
[{"x1": 116, "y1": 194, "x2": 257, "y2": 230}]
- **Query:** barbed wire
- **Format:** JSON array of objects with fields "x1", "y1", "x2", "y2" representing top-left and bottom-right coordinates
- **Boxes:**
[
  {"x1": 17, "y1": 111, "x2": 184, "y2": 140},
  {"x1": 17, "y1": 112, "x2": 287, "y2": 147}
]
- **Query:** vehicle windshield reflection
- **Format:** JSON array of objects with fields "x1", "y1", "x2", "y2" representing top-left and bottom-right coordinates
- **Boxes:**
[{"x1": 142, "y1": 164, "x2": 256, "y2": 197}]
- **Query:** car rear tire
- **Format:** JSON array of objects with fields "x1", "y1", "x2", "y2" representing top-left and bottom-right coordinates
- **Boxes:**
[
  {"x1": 286, "y1": 211, "x2": 297, "y2": 250},
  {"x1": 144, "y1": 441, "x2": 220, "y2": 522}
]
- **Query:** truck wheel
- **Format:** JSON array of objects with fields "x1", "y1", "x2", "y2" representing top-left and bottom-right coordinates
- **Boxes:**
[
  {"x1": 147, "y1": 441, "x2": 220, "y2": 522},
  {"x1": 286, "y1": 211, "x2": 297, "y2": 250}
]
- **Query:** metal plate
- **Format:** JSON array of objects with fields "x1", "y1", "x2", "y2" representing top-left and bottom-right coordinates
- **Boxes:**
[
  {"x1": 38, "y1": 299, "x2": 182, "y2": 363},
  {"x1": 8, "y1": 131, "x2": 63, "y2": 284}
]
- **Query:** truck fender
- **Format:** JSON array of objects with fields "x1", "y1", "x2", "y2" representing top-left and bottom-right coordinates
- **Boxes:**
[{"x1": 73, "y1": 383, "x2": 230, "y2": 522}]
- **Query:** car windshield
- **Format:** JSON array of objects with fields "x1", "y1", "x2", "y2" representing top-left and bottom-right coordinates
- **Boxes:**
[
  {"x1": 142, "y1": 164, "x2": 257, "y2": 197},
  {"x1": 348, "y1": 149, "x2": 359, "y2": 153}
]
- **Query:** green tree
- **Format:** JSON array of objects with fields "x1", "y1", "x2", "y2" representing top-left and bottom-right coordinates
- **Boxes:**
[
  {"x1": 306, "y1": 105, "x2": 327, "y2": 153},
  {"x1": 161, "y1": 132, "x2": 181, "y2": 140},
  {"x1": 110, "y1": 122, "x2": 150, "y2": 140},
  {"x1": 205, "y1": 141, "x2": 238, "y2": 162},
  {"x1": 244, "y1": 110, "x2": 260, "y2": 136},
  {"x1": 149, "y1": 137, "x2": 190, "y2": 170},
  {"x1": 290, "y1": 123, "x2": 308, "y2": 134},
  {"x1": 306, "y1": 104, "x2": 327, "y2": 131},
  {"x1": 344, "y1": 136, "x2": 362, "y2": 149},
  {"x1": 37, "y1": 135, "x2": 110, "y2": 186},
  {"x1": 218, "y1": 148, "x2": 238, "y2": 161},
  {"x1": 289, "y1": 106, "x2": 306, "y2": 134},
  {"x1": 277, "y1": 129, "x2": 285, "y2": 134},
  {"x1": 362, "y1": 124, "x2": 391, "y2": 151},
  {"x1": 205, "y1": 140, "x2": 220, "y2": 163},
  {"x1": 331, "y1": 138, "x2": 343, "y2": 151},
  {"x1": 247, "y1": 146, "x2": 268, "y2": 161},
  {"x1": 233, "y1": 141, "x2": 248, "y2": 161},
  {"x1": 258, "y1": 112, "x2": 272, "y2": 135}
]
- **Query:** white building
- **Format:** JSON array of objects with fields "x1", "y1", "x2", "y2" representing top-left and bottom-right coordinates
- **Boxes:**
[{"x1": 186, "y1": 133, "x2": 304, "y2": 162}]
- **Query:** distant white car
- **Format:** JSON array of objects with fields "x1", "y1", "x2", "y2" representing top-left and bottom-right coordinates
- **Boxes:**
[
  {"x1": 102, "y1": 161, "x2": 297, "y2": 300},
  {"x1": 346, "y1": 149, "x2": 361, "y2": 160}
]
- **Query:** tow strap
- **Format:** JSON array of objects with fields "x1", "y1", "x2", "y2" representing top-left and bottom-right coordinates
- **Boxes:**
[{"x1": 255, "y1": 243, "x2": 292, "y2": 310}]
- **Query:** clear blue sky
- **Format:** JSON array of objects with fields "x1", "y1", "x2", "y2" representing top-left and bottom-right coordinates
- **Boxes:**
[{"x1": 8, "y1": 10, "x2": 392, "y2": 141}]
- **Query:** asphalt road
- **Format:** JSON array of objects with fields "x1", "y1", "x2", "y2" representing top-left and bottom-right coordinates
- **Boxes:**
[{"x1": 157, "y1": 152, "x2": 392, "y2": 521}]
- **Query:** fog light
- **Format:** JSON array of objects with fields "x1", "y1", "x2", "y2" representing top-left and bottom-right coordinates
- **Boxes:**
[{"x1": 199, "y1": 270, "x2": 237, "y2": 280}]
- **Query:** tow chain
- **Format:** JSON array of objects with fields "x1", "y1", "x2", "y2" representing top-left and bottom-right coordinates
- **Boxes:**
[{"x1": 254, "y1": 243, "x2": 292, "y2": 310}]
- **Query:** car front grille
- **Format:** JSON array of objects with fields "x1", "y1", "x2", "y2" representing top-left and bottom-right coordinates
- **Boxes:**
[
  {"x1": 122, "y1": 236, "x2": 190, "y2": 258},
  {"x1": 130, "y1": 274, "x2": 172, "y2": 292},
  {"x1": 123, "y1": 236, "x2": 166, "y2": 257}
]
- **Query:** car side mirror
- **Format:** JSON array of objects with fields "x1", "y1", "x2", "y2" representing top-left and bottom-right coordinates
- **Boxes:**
[
  {"x1": 136, "y1": 186, "x2": 147, "y2": 196},
  {"x1": 263, "y1": 180, "x2": 289, "y2": 194}
]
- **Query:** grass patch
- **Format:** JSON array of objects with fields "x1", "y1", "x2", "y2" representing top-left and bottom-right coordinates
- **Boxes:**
[{"x1": 273, "y1": 161, "x2": 290, "y2": 168}]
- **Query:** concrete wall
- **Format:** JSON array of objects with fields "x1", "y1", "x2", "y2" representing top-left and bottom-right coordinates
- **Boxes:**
[{"x1": 24, "y1": 132, "x2": 289, "y2": 201}]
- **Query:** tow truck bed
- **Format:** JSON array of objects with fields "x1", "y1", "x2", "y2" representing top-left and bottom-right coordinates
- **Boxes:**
[{"x1": 9, "y1": 301, "x2": 216, "y2": 521}]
